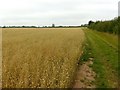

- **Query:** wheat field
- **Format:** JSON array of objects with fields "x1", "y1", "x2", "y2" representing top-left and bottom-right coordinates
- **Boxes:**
[
  {"x1": 0, "y1": 28, "x2": 2, "y2": 88},
  {"x1": 2, "y1": 28, "x2": 85, "y2": 88}
]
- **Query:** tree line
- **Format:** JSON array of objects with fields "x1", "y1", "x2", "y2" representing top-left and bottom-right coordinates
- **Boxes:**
[
  {"x1": 1, "y1": 25, "x2": 81, "y2": 28},
  {"x1": 88, "y1": 17, "x2": 120, "y2": 34}
]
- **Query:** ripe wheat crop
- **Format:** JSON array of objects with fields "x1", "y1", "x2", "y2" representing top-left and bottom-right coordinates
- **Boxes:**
[{"x1": 2, "y1": 28, "x2": 85, "y2": 88}]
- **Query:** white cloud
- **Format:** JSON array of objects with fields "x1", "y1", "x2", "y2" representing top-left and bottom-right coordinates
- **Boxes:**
[{"x1": 0, "y1": 0, "x2": 119, "y2": 26}]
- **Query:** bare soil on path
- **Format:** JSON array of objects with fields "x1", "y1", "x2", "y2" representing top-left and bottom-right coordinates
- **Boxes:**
[{"x1": 73, "y1": 58, "x2": 96, "y2": 88}]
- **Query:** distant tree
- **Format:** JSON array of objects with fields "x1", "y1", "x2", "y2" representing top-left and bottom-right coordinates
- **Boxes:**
[
  {"x1": 58, "y1": 26, "x2": 63, "y2": 28},
  {"x1": 88, "y1": 21, "x2": 94, "y2": 26},
  {"x1": 2, "y1": 26, "x2": 6, "y2": 28},
  {"x1": 22, "y1": 26, "x2": 25, "y2": 28},
  {"x1": 81, "y1": 24, "x2": 88, "y2": 27},
  {"x1": 52, "y1": 24, "x2": 55, "y2": 27}
]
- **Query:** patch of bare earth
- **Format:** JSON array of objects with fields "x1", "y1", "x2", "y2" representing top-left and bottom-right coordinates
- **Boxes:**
[{"x1": 73, "y1": 58, "x2": 96, "y2": 88}]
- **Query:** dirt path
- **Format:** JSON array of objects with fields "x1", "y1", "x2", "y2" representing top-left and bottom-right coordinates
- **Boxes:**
[{"x1": 73, "y1": 58, "x2": 96, "y2": 88}]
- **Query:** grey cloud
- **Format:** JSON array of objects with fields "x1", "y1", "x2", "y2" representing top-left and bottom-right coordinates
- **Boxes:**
[{"x1": 0, "y1": 0, "x2": 119, "y2": 26}]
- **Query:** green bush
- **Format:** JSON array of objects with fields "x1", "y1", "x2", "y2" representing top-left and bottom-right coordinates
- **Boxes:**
[{"x1": 88, "y1": 17, "x2": 120, "y2": 35}]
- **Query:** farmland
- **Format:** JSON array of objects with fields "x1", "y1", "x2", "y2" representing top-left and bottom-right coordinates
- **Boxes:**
[
  {"x1": 2, "y1": 28, "x2": 85, "y2": 88},
  {"x1": 0, "y1": 28, "x2": 2, "y2": 88},
  {"x1": 2, "y1": 27, "x2": 118, "y2": 88}
]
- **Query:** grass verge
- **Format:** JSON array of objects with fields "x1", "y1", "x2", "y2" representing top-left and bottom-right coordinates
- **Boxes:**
[{"x1": 83, "y1": 28, "x2": 118, "y2": 88}]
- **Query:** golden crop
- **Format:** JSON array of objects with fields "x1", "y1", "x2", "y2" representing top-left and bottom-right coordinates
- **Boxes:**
[
  {"x1": 2, "y1": 28, "x2": 85, "y2": 88},
  {"x1": 0, "y1": 28, "x2": 2, "y2": 88}
]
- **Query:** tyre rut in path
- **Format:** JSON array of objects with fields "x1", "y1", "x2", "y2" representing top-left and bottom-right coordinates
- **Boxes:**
[{"x1": 73, "y1": 58, "x2": 96, "y2": 88}]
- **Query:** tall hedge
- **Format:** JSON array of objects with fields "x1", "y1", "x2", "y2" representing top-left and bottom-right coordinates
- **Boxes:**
[{"x1": 88, "y1": 17, "x2": 120, "y2": 35}]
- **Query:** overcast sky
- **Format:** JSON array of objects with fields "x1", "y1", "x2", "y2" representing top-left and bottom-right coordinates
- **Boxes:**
[{"x1": 0, "y1": 0, "x2": 119, "y2": 26}]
